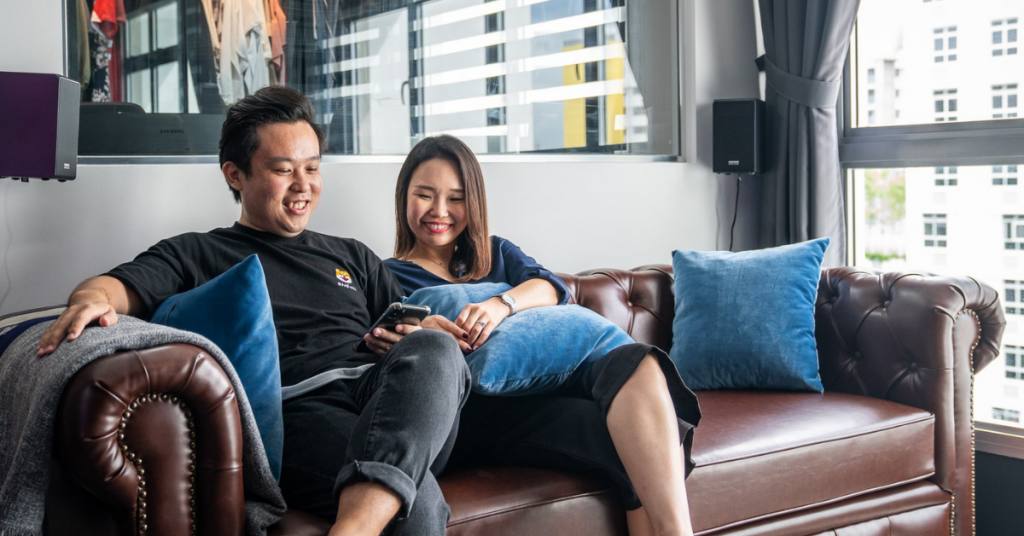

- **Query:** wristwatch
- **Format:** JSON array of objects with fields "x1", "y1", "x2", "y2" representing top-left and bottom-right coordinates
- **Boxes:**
[{"x1": 494, "y1": 293, "x2": 517, "y2": 316}]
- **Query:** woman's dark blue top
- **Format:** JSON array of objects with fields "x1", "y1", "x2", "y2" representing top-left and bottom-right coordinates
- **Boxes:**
[{"x1": 384, "y1": 236, "x2": 570, "y2": 304}]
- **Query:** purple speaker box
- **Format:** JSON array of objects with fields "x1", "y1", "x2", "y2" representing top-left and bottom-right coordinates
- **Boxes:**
[{"x1": 0, "y1": 72, "x2": 80, "y2": 180}]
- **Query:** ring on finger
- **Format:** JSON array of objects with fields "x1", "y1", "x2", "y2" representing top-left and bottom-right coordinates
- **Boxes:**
[{"x1": 476, "y1": 320, "x2": 488, "y2": 327}]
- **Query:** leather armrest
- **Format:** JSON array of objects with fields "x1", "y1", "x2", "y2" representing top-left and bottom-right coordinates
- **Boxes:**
[
  {"x1": 815, "y1": 267, "x2": 1005, "y2": 536},
  {"x1": 54, "y1": 343, "x2": 245, "y2": 536}
]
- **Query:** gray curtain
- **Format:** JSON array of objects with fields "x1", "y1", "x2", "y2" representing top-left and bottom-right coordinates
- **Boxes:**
[{"x1": 756, "y1": 0, "x2": 859, "y2": 267}]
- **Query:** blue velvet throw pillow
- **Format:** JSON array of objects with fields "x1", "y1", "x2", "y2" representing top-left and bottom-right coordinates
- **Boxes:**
[
  {"x1": 150, "y1": 254, "x2": 284, "y2": 481},
  {"x1": 670, "y1": 238, "x2": 829, "y2": 392},
  {"x1": 405, "y1": 282, "x2": 634, "y2": 396}
]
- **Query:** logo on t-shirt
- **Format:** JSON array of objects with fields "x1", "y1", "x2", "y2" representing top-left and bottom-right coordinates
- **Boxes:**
[{"x1": 335, "y1": 268, "x2": 357, "y2": 291}]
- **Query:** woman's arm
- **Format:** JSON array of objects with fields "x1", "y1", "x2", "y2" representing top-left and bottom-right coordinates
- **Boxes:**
[
  {"x1": 455, "y1": 278, "x2": 558, "y2": 349},
  {"x1": 500, "y1": 278, "x2": 559, "y2": 312}
]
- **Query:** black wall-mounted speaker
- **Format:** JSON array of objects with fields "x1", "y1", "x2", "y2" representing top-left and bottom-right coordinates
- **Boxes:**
[{"x1": 713, "y1": 98, "x2": 764, "y2": 174}]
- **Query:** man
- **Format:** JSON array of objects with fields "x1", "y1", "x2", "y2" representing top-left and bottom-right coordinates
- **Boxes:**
[{"x1": 37, "y1": 86, "x2": 472, "y2": 536}]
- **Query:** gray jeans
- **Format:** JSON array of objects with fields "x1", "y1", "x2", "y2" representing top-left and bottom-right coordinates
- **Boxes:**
[{"x1": 279, "y1": 329, "x2": 470, "y2": 535}]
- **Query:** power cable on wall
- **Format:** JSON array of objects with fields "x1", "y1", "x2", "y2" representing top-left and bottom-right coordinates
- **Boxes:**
[{"x1": 728, "y1": 174, "x2": 741, "y2": 252}]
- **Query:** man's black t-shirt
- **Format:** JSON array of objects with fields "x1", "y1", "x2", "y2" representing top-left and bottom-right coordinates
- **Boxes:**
[{"x1": 106, "y1": 223, "x2": 403, "y2": 385}]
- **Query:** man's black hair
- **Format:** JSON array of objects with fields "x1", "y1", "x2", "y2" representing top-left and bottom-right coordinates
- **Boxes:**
[{"x1": 219, "y1": 86, "x2": 327, "y2": 203}]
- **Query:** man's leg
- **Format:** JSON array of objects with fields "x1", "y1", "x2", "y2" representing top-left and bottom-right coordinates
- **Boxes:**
[{"x1": 332, "y1": 329, "x2": 468, "y2": 535}]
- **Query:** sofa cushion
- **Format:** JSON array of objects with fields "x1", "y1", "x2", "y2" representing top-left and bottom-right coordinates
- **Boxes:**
[
  {"x1": 670, "y1": 238, "x2": 828, "y2": 392},
  {"x1": 150, "y1": 254, "x2": 283, "y2": 481},
  {"x1": 685, "y1": 391, "x2": 936, "y2": 533}
]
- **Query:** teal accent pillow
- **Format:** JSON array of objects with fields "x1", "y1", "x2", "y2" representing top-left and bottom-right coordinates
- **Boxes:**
[
  {"x1": 670, "y1": 238, "x2": 829, "y2": 392},
  {"x1": 150, "y1": 255, "x2": 283, "y2": 481},
  {"x1": 405, "y1": 282, "x2": 634, "y2": 396}
]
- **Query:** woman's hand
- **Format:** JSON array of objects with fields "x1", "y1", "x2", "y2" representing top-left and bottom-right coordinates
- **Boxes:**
[
  {"x1": 422, "y1": 315, "x2": 474, "y2": 353},
  {"x1": 455, "y1": 298, "x2": 510, "y2": 350}
]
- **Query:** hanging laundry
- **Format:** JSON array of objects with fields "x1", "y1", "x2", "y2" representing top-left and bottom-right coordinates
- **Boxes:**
[
  {"x1": 75, "y1": 0, "x2": 92, "y2": 89},
  {"x1": 201, "y1": 0, "x2": 223, "y2": 53},
  {"x1": 91, "y1": 0, "x2": 126, "y2": 39},
  {"x1": 84, "y1": 23, "x2": 111, "y2": 102},
  {"x1": 265, "y1": 0, "x2": 288, "y2": 85},
  {"x1": 218, "y1": 0, "x2": 273, "y2": 104},
  {"x1": 87, "y1": 0, "x2": 126, "y2": 101}
]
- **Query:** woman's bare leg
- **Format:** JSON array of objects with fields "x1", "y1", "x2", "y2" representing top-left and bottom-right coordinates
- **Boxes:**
[
  {"x1": 606, "y1": 354, "x2": 694, "y2": 536},
  {"x1": 626, "y1": 507, "x2": 656, "y2": 536}
]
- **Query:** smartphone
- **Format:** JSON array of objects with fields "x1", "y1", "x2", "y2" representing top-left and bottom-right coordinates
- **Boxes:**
[{"x1": 355, "y1": 303, "x2": 431, "y2": 352}]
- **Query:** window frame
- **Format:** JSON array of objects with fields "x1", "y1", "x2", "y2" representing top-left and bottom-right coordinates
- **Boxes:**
[
  {"x1": 840, "y1": 18, "x2": 1024, "y2": 456},
  {"x1": 65, "y1": 0, "x2": 686, "y2": 161}
]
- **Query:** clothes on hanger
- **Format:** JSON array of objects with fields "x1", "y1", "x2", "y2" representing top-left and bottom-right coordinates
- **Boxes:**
[
  {"x1": 265, "y1": 0, "x2": 288, "y2": 85},
  {"x1": 75, "y1": 0, "x2": 92, "y2": 89},
  {"x1": 86, "y1": 0, "x2": 126, "y2": 102},
  {"x1": 217, "y1": 0, "x2": 273, "y2": 104},
  {"x1": 84, "y1": 22, "x2": 112, "y2": 101}
]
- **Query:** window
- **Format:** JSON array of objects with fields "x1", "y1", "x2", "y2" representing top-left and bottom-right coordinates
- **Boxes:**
[
  {"x1": 929, "y1": 89, "x2": 958, "y2": 123},
  {"x1": 923, "y1": 213, "x2": 947, "y2": 247},
  {"x1": 1007, "y1": 346, "x2": 1024, "y2": 382},
  {"x1": 868, "y1": 89, "x2": 876, "y2": 104},
  {"x1": 1006, "y1": 215, "x2": 1024, "y2": 249},
  {"x1": 848, "y1": 0, "x2": 1024, "y2": 443},
  {"x1": 935, "y1": 166, "x2": 958, "y2": 186},
  {"x1": 1006, "y1": 282, "x2": 1023, "y2": 315},
  {"x1": 993, "y1": 18, "x2": 1019, "y2": 56},
  {"x1": 867, "y1": 68, "x2": 875, "y2": 83},
  {"x1": 994, "y1": 165, "x2": 1021, "y2": 186},
  {"x1": 66, "y1": 0, "x2": 679, "y2": 157},
  {"x1": 993, "y1": 85, "x2": 1019, "y2": 120}
]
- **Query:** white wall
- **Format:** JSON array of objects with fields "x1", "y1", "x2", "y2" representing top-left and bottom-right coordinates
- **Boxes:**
[{"x1": 0, "y1": 0, "x2": 759, "y2": 315}]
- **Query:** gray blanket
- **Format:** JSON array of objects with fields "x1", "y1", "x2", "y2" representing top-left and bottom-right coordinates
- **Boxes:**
[{"x1": 0, "y1": 316, "x2": 286, "y2": 536}]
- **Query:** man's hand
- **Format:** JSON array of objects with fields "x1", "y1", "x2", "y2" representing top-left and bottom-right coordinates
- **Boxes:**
[
  {"x1": 455, "y1": 298, "x2": 510, "y2": 350},
  {"x1": 362, "y1": 315, "x2": 472, "y2": 355},
  {"x1": 37, "y1": 294, "x2": 118, "y2": 357},
  {"x1": 36, "y1": 276, "x2": 137, "y2": 357},
  {"x1": 361, "y1": 324, "x2": 414, "y2": 355}
]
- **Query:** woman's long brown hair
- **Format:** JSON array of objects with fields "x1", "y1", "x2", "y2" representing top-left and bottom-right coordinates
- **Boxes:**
[{"x1": 394, "y1": 135, "x2": 491, "y2": 282}]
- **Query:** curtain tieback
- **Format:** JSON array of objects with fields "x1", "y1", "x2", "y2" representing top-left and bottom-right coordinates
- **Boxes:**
[{"x1": 764, "y1": 56, "x2": 841, "y2": 109}]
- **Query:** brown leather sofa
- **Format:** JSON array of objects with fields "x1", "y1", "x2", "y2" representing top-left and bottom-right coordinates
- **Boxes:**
[{"x1": 43, "y1": 265, "x2": 1005, "y2": 536}]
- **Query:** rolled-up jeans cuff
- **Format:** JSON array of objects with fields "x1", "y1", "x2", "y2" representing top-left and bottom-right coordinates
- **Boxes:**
[{"x1": 333, "y1": 461, "x2": 418, "y2": 519}]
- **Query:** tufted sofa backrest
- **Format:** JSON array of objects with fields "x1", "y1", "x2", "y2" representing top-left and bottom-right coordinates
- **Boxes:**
[
  {"x1": 558, "y1": 264, "x2": 1004, "y2": 378},
  {"x1": 557, "y1": 265, "x2": 676, "y2": 352}
]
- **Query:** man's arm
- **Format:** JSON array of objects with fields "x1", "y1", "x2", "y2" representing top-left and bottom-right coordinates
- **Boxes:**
[{"x1": 36, "y1": 275, "x2": 142, "y2": 357}]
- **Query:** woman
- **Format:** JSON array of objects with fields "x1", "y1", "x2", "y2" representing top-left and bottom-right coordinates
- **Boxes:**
[{"x1": 382, "y1": 135, "x2": 701, "y2": 536}]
